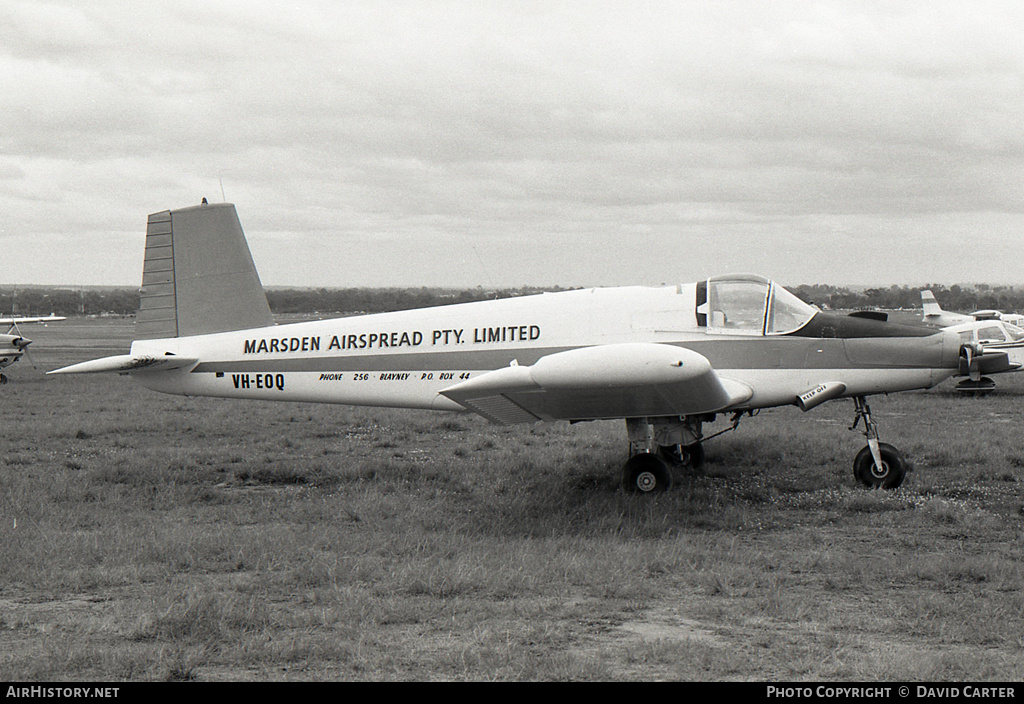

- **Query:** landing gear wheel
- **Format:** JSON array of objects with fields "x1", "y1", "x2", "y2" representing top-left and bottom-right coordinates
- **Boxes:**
[
  {"x1": 0, "y1": 373, "x2": 7, "y2": 385},
  {"x1": 853, "y1": 443, "x2": 907, "y2": 489},
  {"x1": 622, "y1": 453, "x2": 673, "y2": 493},
  {"x1": 657, "y1": 442, "x2": 705, "y2": 470}
]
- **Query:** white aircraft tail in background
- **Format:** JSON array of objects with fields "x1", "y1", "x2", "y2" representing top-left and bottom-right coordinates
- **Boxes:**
[
  {"x1": 921, "y1": 290, "x2": 982, "y2": 327},
  {"x1": 920, "y1": 289, "x2": 1018, "y2": 327}
]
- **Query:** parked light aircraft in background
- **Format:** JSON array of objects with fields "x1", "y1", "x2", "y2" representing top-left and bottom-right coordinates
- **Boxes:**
[
  {"x1": 51, "y1": 203, "x2": 995, "y2": 492},
  {"x1": 918, "y1": 291, "x2": 1024, "y2": 392},
  {"x1": 936, "y1": 319, "x2": 1024, "y2": 393},
  {"x1": 1, "y1": 315, "x2": 66, "y2": 383}
]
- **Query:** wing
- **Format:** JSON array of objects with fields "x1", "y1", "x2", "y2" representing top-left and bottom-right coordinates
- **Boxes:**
[
  {"x1": 1, "y1": 315, "x2": 66, "y2": 324},
  {"x1": 439, "y1": 343, "x2": 752, "y2": 424}
]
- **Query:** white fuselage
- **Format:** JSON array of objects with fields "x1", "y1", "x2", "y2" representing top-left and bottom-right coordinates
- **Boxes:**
[{"x1": 129, "y1": 284, "x2": 959, "y2": 420}]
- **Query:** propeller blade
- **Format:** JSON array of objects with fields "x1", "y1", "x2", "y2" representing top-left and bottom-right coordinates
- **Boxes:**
[
  {"x1": 958, "y1": 342, "x2": 983, "y2": 381},
  {"x1": 8, "y1": 318, "x2": 36, "y2": 368}
]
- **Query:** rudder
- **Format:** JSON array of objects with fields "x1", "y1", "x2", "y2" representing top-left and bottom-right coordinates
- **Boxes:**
[{"x1": 136, "y1": 202, "x2": 274, "y2": 339}]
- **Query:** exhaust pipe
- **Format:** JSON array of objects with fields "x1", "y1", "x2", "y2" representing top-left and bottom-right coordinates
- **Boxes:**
[{"x1": 796, "y1": 381, "x2": 847, "y2": 412}]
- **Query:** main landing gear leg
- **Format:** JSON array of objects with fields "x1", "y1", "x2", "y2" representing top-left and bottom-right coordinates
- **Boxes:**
[
  {"x1": 621, "y1": 418, "x2": 673, "y2": 493},
  {"x1": 850, "y1": 396, "x2": 907, "y2": 489},
  {"x1": 653, "y1": 416, "x2": 706, "y2": 471}
]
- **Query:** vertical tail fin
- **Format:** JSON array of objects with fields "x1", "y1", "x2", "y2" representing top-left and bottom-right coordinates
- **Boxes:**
[
  {"x1": 921, "y1": 290, "x2": 943, "y2": 318},
  {"x1": 136, "y1": 202, "x2": 274, "y2": 339}
]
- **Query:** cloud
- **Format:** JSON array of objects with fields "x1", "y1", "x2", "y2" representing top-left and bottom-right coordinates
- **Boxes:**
[{"x1": 2, "y1": 1, "x2": 1023, "y2": 288}]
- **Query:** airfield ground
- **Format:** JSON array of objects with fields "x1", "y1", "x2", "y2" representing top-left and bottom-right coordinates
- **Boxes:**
[{"x1": 1, "y1": 317, "x2": 1023, "y2": 681}]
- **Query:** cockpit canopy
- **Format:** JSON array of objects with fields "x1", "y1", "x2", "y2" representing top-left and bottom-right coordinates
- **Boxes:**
[
  {"x1": 698, "y1": 274, "x2": 817, "y2": 335},
  {"x1": 949, "y1": 320, "x2": 1024, "y2": 345}
]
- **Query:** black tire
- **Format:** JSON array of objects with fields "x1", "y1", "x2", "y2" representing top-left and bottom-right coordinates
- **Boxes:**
[
  {"x1": 622, "y1": 453, "x2": 673, "y2": 493},
  {"x1": 657, "y1": 443, "x2": 705, "y2": 470},
  {"x1": 853, "y1": 443, "x2": 907, "y2": 489}
]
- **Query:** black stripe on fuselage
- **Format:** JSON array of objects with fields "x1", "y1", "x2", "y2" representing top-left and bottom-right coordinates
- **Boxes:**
[{"x1": 789, "y1": 311, "x2": 935, "y2": 339}]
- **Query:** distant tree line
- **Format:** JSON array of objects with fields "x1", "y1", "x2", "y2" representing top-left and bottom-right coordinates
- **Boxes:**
[
  {"x1": 0, "y1": 288, "x2": 139, "y2": 317},
  {"x1": 790, "y1": 283, "x2": 1023, "y2": 313},
  {"x1": 3, "y1": 282, "x2": 1022, "y2": 318},
  {"x1": 0, "y1": 285, "x2": 572, "y2": 317},
  {"x1": 263, "y1": 286, "x2": 572, "y2": 315}
]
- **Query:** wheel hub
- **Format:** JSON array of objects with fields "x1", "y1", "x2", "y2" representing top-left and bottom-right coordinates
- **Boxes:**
[
  {"x1": 635, "y1": 471, "x2": 657, "y2": 492},
  {"x1": 870, "y1": 461, "x2": 889, "y2": 480}
]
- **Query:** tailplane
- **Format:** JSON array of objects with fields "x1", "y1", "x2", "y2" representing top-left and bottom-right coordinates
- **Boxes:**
[{"x1": 137, "y1": 202, "x2": 274, "y2": 338}]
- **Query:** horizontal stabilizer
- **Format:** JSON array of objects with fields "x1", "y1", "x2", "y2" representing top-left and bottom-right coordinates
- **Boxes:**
[
  {"x1": 48, "y1": 354, "x2": 199, "y2": 375},
  {"x1": 441, "y1": 343, "x2": 752, "y2": 423}
]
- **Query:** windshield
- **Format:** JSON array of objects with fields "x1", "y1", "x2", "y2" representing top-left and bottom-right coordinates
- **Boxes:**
[
  {"x1": 767, "y1": 283, "x2": 817, "y2": 333},
  {"x1": 1004, "y1": 323, "x2": 1024, "y2": 342},
  {"x1": 703, "y1": 275, "x2": 816, "y2": 335}
]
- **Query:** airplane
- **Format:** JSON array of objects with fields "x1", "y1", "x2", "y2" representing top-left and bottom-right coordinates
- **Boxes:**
[
  {"x1": 49, "y1": 202, "x2": 997, "y2": 493},
  {"x1": 918, "y1": 291, "x2": 1024, "y2": 392},
  {"x1": 936, "y1": 319, "x2": 1024, "y2": 392},
  {"x1": 921, "y1": 289, "x2": 1024, "y2": 328},
  {"x1": 1, "y1": 315, "x2": 66, "y2": 383}
]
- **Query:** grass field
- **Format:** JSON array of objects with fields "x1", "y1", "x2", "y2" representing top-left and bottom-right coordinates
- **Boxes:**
[{"x1": 2, "y1": 317, "x2": 1023, "y2": 681}]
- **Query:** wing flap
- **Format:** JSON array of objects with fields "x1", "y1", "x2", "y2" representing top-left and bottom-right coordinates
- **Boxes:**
[
  {"x1": 458, "y1": 395, "x2": 543, "y2": 425},
  {"x1": 441, "y1": 343, "x2": 751, "y2": 424}
]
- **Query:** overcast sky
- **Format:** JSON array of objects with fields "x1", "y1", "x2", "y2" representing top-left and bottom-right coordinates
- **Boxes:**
[{"x1": 2, "y1": 1, "x2": 1022, "y2": 290}]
